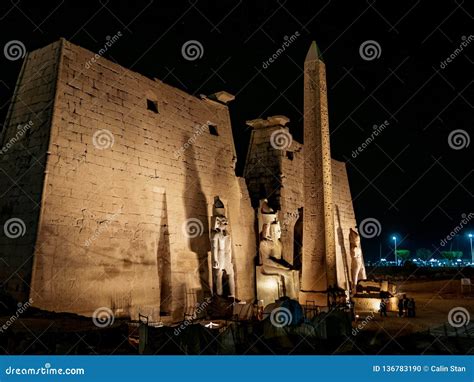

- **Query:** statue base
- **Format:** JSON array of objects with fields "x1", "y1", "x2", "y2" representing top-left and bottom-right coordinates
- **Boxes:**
[
  {"x1": 298, "y1": 291, "x2": 328, "y2": 307},
  {"x1": 256, "y1": 266, "x2": 299, "y2": 308},
  {"x1": 207, "y1": 295, "x2": 236, "y2": 319}
]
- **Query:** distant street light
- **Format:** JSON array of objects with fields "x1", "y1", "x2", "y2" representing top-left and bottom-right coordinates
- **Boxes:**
[
  {"x1": 469, "y1": 233, "x2": 473, "y2": 265},
  {"x1": 392, "y1": 236, "x2": 398, "y2": 266}
]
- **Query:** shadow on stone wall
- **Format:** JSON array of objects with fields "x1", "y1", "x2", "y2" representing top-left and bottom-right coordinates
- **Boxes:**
[
  {"x1": 335, "y1": 205, "x2": 351, "y2": 289},
  {"x1": 157, "y1": 192, "x2": 172, "y2": 315},
  {"x1": 182, "y1": 135, "x2": 211, "y2": 303}
]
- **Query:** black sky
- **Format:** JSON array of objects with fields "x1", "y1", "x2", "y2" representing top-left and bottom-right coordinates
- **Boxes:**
[{"x1": 0, "y1": 0, "x2": 472, "y2": 261}]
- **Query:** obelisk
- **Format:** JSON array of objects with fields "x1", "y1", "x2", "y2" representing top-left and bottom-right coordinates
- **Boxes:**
[{"x1": 302, "y1": 41, "x2": 337, "y2": 296}]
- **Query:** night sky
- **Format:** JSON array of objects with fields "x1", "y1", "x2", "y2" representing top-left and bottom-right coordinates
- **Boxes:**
[{"x1": 0, "y1": 1, "x2": 472, "y2": 261}]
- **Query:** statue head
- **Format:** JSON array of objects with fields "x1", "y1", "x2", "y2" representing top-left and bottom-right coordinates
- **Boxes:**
[
  {"x1": 349, "y1": 227, "x2": 360, "y2": 246},
  {"x1": 260, "y1": 199, "x2": 275, "y2": 214},
  {"x1": 213, "y1": 216, "x2": 229, "y2": 233},
  {"x1": 270, "y1": 221, "x2": 281, "y2": 240}
]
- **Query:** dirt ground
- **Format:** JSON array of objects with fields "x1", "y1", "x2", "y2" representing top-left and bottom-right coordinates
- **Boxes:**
[
  {"x1": 1, "y1": 279, "x2": 472, "y2": 354},
  {"x1": 346, "y1": 279, "x2": 474, "y2": 354},
  {"x1": 358, "y1": 279, "x2": 473, "y2": 334}
]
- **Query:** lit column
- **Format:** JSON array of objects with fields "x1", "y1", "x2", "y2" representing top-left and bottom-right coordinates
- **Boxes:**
[
  {"x1": 392, "y1": 236, "x2": 397, "y2": 266},
  {"x1": 469, "y1": 233, "x2": 473, "y2": 265}
]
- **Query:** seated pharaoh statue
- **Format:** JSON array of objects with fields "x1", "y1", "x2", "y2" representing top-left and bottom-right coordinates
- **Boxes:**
[{"x1": 256, "y1": 199, "x2": 299, "y2": 305}]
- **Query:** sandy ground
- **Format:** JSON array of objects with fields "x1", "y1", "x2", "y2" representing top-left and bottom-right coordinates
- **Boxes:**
[
  {"x1": 1, "y1": 279, "x2": 473, "y2": 354},
  {"x1": 355, "y1": 279, "x2": 474, "y2": 339}
]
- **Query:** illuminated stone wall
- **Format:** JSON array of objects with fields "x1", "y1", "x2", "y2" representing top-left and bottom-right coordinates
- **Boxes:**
[
  {"x1": 331, "y1": 159, "x2": 357, "y2": 290},
  {"x1": 0, "y1": 41, "x2": 62, "y2": 302},
  {"x1": 243, "y1": 118, "x2": 305, "y2": 266},
  {"x1": 2, "y1": 39, "x2": 255, "y2": 320},
  {"x1": 244, "y1": 122, "x2": 361, "y2": 294}
]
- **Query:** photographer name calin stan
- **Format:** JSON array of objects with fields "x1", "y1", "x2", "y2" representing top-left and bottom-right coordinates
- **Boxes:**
[{"x1": 431, "y1": 365, "x2": 466, "y2": 373}]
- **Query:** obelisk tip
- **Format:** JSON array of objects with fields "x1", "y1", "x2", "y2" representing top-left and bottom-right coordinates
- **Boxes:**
[{"x1": 305, "y1": 41, "x2": 323, "y2": 62}]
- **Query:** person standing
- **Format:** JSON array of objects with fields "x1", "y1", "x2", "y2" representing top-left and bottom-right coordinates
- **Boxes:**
[
  {"x1": 379, "y1": 298, "x2": 388, "y2": 317},
  {"x1": 402, "y1": 294, "x2": 408, "y2": 317},
  {"x1": 407, "y1": 298, "x2": 414, "y2": 317},
  {"x1": 411, "y1": 298, "x2": 416, "y2": 317},
  {"x1": 349, "y1": 298, "x2": 355, "y2": 321},
  {"x1": 398, "y1": 297, "x2": 404, "y2": 317}
]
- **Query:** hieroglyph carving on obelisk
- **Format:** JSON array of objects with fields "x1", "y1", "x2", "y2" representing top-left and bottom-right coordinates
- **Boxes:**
[{"x1": 302, "y1": 41, "x2": 337, "y2": 292}]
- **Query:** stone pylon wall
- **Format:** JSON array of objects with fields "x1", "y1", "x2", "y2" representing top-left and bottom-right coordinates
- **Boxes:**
[
  {"x1": 279, "y1": 140, "x2": 304, "y2": 266},
  {"x1": 243, "y1": 125, "x2": 284, "y2": 209},
  {"x1": 2, "y1": 39, "x2": 255, "y2": 321},
  {"x1": 331, "y1": 160, "x2": 357, "y2": 291},
  {"x1": 243, "y1": 125, "x2": 362, "y2": 295},
  {"x1": 243, "y1": 122, "x2": 304, "y2": 266},
  {"x1": 0, "y1": 41, "x2": 62, "y2": 302}
]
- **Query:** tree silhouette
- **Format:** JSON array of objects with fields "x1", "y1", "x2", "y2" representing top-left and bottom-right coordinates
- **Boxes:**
[
  {"x1": 396, "y1": 249, "x2": 411, "y2": 264},
  {"x1": 416, "y1": 248, "x2": 432, "y2": 261},
  {"x1": 440, "y1": 251, "x2": 463, "y2": 265}
]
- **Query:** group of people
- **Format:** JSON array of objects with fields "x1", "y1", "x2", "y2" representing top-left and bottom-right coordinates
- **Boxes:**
[
  {"x1": 379, "y1": 294, "x2": 416, "y2": 317},
  {"x1": 398, "y1": 294, "x2": 416, "y2": 317}
]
